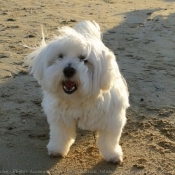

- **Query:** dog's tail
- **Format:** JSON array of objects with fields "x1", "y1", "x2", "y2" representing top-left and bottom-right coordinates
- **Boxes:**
[{"x1": 74, "y1": 20, "x2": 101, "y2": 40}]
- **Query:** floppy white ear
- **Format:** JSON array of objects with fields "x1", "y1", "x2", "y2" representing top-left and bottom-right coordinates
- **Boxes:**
[
  {"x1": 100, "y1": 49, "x2": 120, "y2": 91},
  {"x1": 25, "y1": 30, "x2": 47, "y2": 83},
  {"x1": 26, "y1": 46, "x2": 46, "y2": 83}
]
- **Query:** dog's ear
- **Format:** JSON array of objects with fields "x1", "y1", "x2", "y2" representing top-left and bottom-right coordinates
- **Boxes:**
[
  {"x1": 100, "y1": 49, "x2": 120, "y2": 91},
  {"x1": 26, "y1": 45, "x2": 46, "y2": 83},
  {"x1": 24, "y1": 29, "x2": 47, "y2": 83}
]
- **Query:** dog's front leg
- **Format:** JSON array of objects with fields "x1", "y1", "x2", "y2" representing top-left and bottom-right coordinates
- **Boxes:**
[
  {"x1": 47, "y1": 119, "x2": 76, "y2": 157},
  {"x1": 97, "y1": 129, "x2": 124, "y2": 163}
]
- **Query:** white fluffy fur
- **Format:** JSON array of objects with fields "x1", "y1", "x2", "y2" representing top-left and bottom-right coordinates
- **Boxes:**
[{"x1": 26, "y1": 21, "x2": 129, "y2": 163}]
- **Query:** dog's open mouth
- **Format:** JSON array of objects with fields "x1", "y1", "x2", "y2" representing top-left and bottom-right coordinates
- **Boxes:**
[{"x1": 62, "y1": 80, "x2": 77, "y2": 94}]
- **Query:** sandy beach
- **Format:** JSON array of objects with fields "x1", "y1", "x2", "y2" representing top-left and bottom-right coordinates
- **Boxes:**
[{"x1": 0, "y1": 0, "x2": 175, "y2": 174}]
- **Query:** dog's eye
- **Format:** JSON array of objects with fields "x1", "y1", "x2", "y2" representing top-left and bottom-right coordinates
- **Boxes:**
[
  {"x1": 79, "y1": 55, "x2": 88, "y2": 63},
  {"x1": 79, "y1": 55, "x2": 86, "y2": 60},
  {"x1": 58, "y1": 54, "x2": 63, "y2": 59}
]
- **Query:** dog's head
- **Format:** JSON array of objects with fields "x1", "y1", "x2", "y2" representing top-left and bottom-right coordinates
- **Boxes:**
[{"x1": 26, "y1": 21, "x2": 120, "y2": 99}]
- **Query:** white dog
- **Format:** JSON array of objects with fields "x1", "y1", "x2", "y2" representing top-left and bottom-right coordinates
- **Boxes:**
[{"x1": 26, "y1": 21, "x2": 129, "y2": 163}]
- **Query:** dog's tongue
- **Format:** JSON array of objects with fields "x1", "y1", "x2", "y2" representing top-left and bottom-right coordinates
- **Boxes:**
[{"x1": 64, "y1": 80, "x2": 75, "y2": 89}]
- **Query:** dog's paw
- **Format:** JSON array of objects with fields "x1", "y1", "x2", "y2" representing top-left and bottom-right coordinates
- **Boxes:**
[
  {"x1": 47, "y1": 142, "x2": 65, "y2": 157},
  {"x1": 48, "y1": 151, "x2": 63, "y2": 158},
  {"x1": 100, "y1": 145, "x2": 123, "y2": 164},
  {"x1": 107, "y1": 155, "x2": 123, "y2": 164}
]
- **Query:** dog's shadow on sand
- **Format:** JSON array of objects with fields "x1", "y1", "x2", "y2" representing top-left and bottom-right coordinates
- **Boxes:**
[
  {"x1": 0, "y1": 7, "x2": 175, "y2": 175},
  {"x1": 84, "y1": 160, "x2": 120, "y2": 175},
  {"x1": 80, "y1": 8, "x2": 175, "y2": 175}
]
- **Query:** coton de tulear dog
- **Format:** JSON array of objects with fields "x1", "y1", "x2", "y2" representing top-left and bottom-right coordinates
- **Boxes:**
[{"x1": 26, "y1": 21, "x2": 129, "y2": 163}]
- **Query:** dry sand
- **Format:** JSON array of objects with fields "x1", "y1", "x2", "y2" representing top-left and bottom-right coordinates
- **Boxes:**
[{"x1": 0, "y1": 0, "x2": 175, "y2": 174}]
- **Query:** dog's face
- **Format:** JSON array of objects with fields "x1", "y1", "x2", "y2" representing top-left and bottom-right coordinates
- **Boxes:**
[{"x1": 28, "y1": 27, "x2": 119, "y2": 99}]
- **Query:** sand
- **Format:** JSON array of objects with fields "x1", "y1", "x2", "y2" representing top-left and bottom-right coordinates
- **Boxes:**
[{"x1": 0, "y1": 0, "x2": 175, "y2": 174}]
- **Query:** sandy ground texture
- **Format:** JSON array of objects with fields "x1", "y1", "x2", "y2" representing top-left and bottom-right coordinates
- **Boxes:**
[{"x1": 0, "y1": 0, "x2": 175, "y2": 174}]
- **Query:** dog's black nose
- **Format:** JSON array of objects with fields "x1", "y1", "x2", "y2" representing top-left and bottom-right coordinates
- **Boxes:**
[{"x1": 63, "y1": 67, "x2": 75, "y2": 78}]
